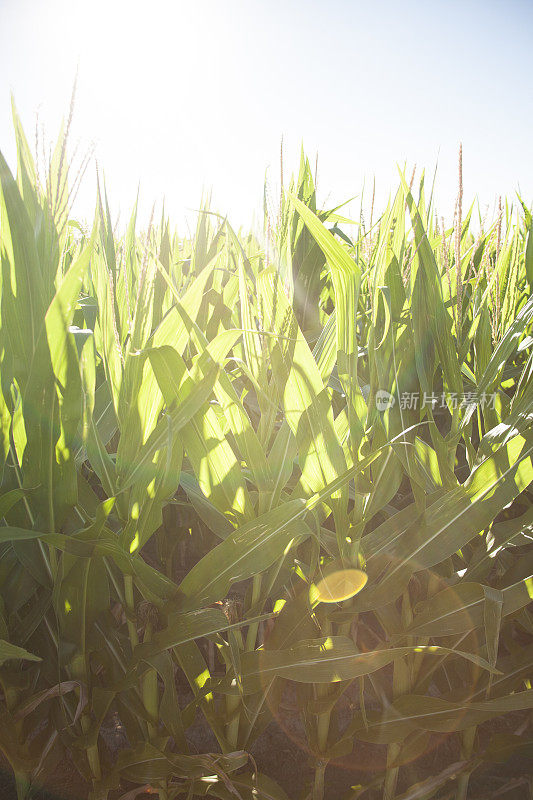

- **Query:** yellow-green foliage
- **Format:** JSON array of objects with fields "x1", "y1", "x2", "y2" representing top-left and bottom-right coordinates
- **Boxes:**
[{"x1": 0, "y1": 105, "x2": 532, "y2": 800}]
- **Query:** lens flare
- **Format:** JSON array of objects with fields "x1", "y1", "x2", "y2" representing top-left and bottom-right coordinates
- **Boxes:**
[{"x1": 312, "y1": 569, "x2": 368, "y2": 604}]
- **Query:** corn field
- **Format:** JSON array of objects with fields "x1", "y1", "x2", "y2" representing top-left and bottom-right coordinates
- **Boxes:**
[{"x1": 0, "y1": 103, "x2": 532, "y2": 800}]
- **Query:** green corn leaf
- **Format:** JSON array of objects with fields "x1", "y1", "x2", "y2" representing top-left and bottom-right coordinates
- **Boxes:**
[
  {"x1": 236, "y1": 638, "x2": 498, "y2": 694},
  {"x1": 0, "y1": 639, "x2": 41, "y2": 666}
]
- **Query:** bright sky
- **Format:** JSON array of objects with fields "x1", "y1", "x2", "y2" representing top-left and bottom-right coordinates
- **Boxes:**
[{"x1": 1, "y1": 0, "x2": 532, "y2": 232}]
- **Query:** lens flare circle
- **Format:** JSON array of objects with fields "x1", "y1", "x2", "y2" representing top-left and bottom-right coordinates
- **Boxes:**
[{"x1": 313, "y1": 569, "x2": 368, "y2": 604}]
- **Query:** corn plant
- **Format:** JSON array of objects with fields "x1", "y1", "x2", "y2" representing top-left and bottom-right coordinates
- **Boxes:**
[{"x1": 0, "y1": 106, "x2": 531, "y2": 800}]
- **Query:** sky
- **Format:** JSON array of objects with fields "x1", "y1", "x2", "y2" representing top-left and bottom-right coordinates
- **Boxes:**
[{"x1": 0, "y1": 0, "x2": 532, "y2": 232}]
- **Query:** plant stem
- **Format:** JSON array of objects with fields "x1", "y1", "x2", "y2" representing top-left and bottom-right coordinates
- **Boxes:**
[
  {"x1": 384, "y1": 588, "x2": 413, "y2": 800},
  {"x1": 226, "y1": 691, "x2": 241, "y2": 750},
  {"x1": 142, "y1": 622, "x2": 158, "y2": 740},
  {"x1": 124, "y1": 575, "x2": 139, "y2": 649},
  {"x1": 455, "y1": 726, "x2": 476, "y2": 800},
  {"x1": 313, "y1": 760, "x2": 326, "y2": 800},
  {"x1": 313, "y1": 618, "x2": 331, "y2": 800},
  {"x1": 83, "y1": 717, "x2": 102, "y2": 781},
  {"x1": 225, "y1": 625, "x2": 244, "y2": 749},
  {"x1": 70, "y1": 654, "x2": 102, "y2": 781},
  {"x1": 14, "y1": 772, "x2": 30, "y2": 800},
  {"x1": 245, "y1": 574, "x2": 262, "y2": 651}
]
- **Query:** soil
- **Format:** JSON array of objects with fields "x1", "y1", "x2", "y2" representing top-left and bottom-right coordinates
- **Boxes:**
[{"x1": 1, "y1": 700, "x2": 531, "y2": 800}]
